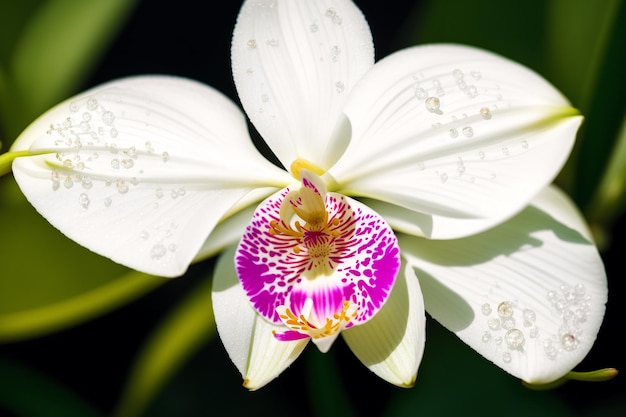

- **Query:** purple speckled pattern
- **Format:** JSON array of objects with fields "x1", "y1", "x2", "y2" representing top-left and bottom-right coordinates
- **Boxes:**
[{"x1": 235, "y1": 179, "x2": 400, "y2": 328}]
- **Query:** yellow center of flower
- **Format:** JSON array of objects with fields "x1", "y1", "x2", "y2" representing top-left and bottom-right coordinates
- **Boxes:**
[{"x1": 275, "y1": 300, "x2": 357, "y2": 340}]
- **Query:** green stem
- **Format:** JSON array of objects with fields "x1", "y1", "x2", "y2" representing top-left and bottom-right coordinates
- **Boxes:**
[
  {"x1": 523, "y1": 368, "x2": 618, "y2": 390},
  {"x1": 0, "y1": 150, "x2": 29, "y2": 176}
]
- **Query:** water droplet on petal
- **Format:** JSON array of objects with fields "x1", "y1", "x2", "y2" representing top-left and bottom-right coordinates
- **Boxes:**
[
  {"x1": 102, "y1": 111, "x2": 115, "y2": 125},
  {"x1": 82, "y1": 176, "x2": 93, "y2": 189},
  {"x1": 87, "y1": 98, "x2": 98, "y2": 111},
  {"x1": 523, "y1": 308, "x2": 536, "y2": 326},
  {"x1": 79, "y1": 193, "x2": 90, "y2": 209},
  {"x1": 117, "y1": 180, "x2": 129, "y2": 194},
  {"x1": 562, "y1": 333, "x2": 578, "y2": 351},
  {"x1": 247, "y1": 39, "x2": 257, "y2": 49},
  {"x1": 480, "y1": 107, "x2": 492, "y2": 120},
  {"x1": 498, "y1": 301, "x2": 514, "y2": 318},
  {"x1": 151, "y1": 244, "x2": 167, "y2": 259},
  {"x1": 462, "y1": 126, "x2": 473, "y2": 137},
  {"x1": 481, "y1": 303, "x2": 492, "y2": 315},
  {"x1": 425, "y1": 96, "x2": 441, "y2": 113},
  {"x1": 415, "y1": 87, "x2": 427, "y2": 100},
  {"x1": 488, "y1": 318, "x2": 500, "y2": 330}
]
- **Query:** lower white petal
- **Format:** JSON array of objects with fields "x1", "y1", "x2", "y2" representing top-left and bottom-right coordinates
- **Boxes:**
[
  {"x1": 11, "y1": 76, "x2": 291, "y2": 277},
  {"x1": 212, "y1": 246, "x2": 308, "y2": 390},
  {"x1": 342, "y1": 259, "x2": 426, "y2": 387},
  {"x1": 399, "y1": 186, "x2": 607, "y2": 383}
]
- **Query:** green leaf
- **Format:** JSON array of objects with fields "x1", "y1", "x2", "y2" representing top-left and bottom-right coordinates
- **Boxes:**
[
  {"x1": 0, "y1": 354, "x2": 102, "y2": 417},
  {"x1": 570, "y1": 0, "x2": 626, "y2": 210},
  {"x1": 547, "y1": 0, "x2": 624, "y2": 196},
  {"x1": 112, "y1": 274, "x2": 216, "y2": 417},
  {"x1": 586, "y1": 115, "x2": 626, "y2": 247},
  {"x1": 4, "y1": 0, "x2": 138, "y2": 139},
  {"x1": 398, "y1": 0, "x2": 549, "y2": 73},
  {"x1": 0, "y1": 178, "x2": 165, "y2": 341},
  {"x1": 545, "y1": 0, "x2": 621, "y2": 111}
]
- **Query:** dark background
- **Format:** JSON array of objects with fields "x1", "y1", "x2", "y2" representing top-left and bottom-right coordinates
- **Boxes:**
[{"x1": 1, "y1": 1, "x2": 623, "y2": 416}]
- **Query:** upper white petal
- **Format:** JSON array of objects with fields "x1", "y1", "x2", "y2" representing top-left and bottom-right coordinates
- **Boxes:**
[
  {"x1": 212, "y1": 245, "x2": 308, "y2": 390},
  {"x1": 342, "y1": 259, "x2": 426, "y2": 387},
  {"x1": 11, "y1": 76, "x2": 291, "y2": 277},
  {"x1": 232, "y1": 0, "x2": 374, "y2": 169},
  {"x1": 330, "y1": 44, "x2": 581, "y2": 239},
  {"x1": 400, "y1": 186, "x2": 607, "y2": 383}
]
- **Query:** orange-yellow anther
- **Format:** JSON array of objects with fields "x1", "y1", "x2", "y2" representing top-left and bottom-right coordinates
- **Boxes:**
[
  {"x1": 277, "y1": 301, "x2": 357, "y2": 340},
  {"x1": 290, "y1": 158, "x2": 325, "y2": 180}
]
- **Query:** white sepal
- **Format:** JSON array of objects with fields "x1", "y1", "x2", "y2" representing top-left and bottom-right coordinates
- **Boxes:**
[
  {"x1": 343, "y1": 259, "x2": 426, "y2": 387},
  {"x1": 399, "y1": 186, "x2": 607, "y2": 383},
  {"x1": 232, "y1": 0, "x2": 374, "y2": 170},
  {"x1": 332, "y1": 44, "x2": 582, "y2": 239},
  {"x1": 212, "y1": 246, "x2": 308, "y2": 390}
]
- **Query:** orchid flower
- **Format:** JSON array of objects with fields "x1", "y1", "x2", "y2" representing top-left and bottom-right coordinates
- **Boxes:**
[{"x1": 7, "y1": 0, "x2": 606, "y2": 391}]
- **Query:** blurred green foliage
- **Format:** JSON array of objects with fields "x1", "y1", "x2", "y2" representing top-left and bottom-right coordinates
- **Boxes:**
[{"x1": 0, "y1": 0, "x2": 623, "y2": 416}]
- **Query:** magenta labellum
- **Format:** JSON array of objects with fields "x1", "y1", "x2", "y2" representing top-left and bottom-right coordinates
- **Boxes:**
[{"x1": 236, "y1": 170, "x2": 400, "y2": 351}]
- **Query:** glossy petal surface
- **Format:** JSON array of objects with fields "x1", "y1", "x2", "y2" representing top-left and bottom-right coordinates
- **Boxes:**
[
  {"x1": 400, "y1": 186, "x2": 607, "y2": 383},
  {"x1": 212, "y1": 246, "x2": 308, "y2": 390},
  {"x1": 232, "y1": 0, "x2": 374, "y2": 169},
  {"x1": 11, "y1": 76, "x2": 290, "y2": 277},
  {"x1": 331, "y1": 44, "x2": 582, "y2": 239},
  {"x1": 343, "y1": 259, "x2": 426, "y2": 387}
]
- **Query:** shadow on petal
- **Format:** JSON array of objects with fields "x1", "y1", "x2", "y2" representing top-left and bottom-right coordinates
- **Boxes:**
[
  {"x1": 413, "y1": 266, "x2": 474, "y2": 332},
  {"x1": 401, "y1": 206, "x2": 590, "y2": 269}
]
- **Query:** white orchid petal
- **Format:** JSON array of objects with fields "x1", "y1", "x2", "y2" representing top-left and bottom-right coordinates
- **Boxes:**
[
  {"x1": 212, "y1": 246, "x2": 308, "y2": 390},
  {"x1": 331, "y1": 44, "x2": 581, "y2": 239},
  {"x1": 399, "y1": 186, "x2": 607, "y2": 383},
  {"x1": 343, "y1": 259, "x2": 426, "y2": 387},
  {"x1": 193, "y1": 204, "x2": 257, "y2": 262},
  {"x1": 232, "y1": 0, "x2": 374, "y2": 169},
  {"x1": 11, "y1": 76, "x2": 291, "y2": 277}
]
